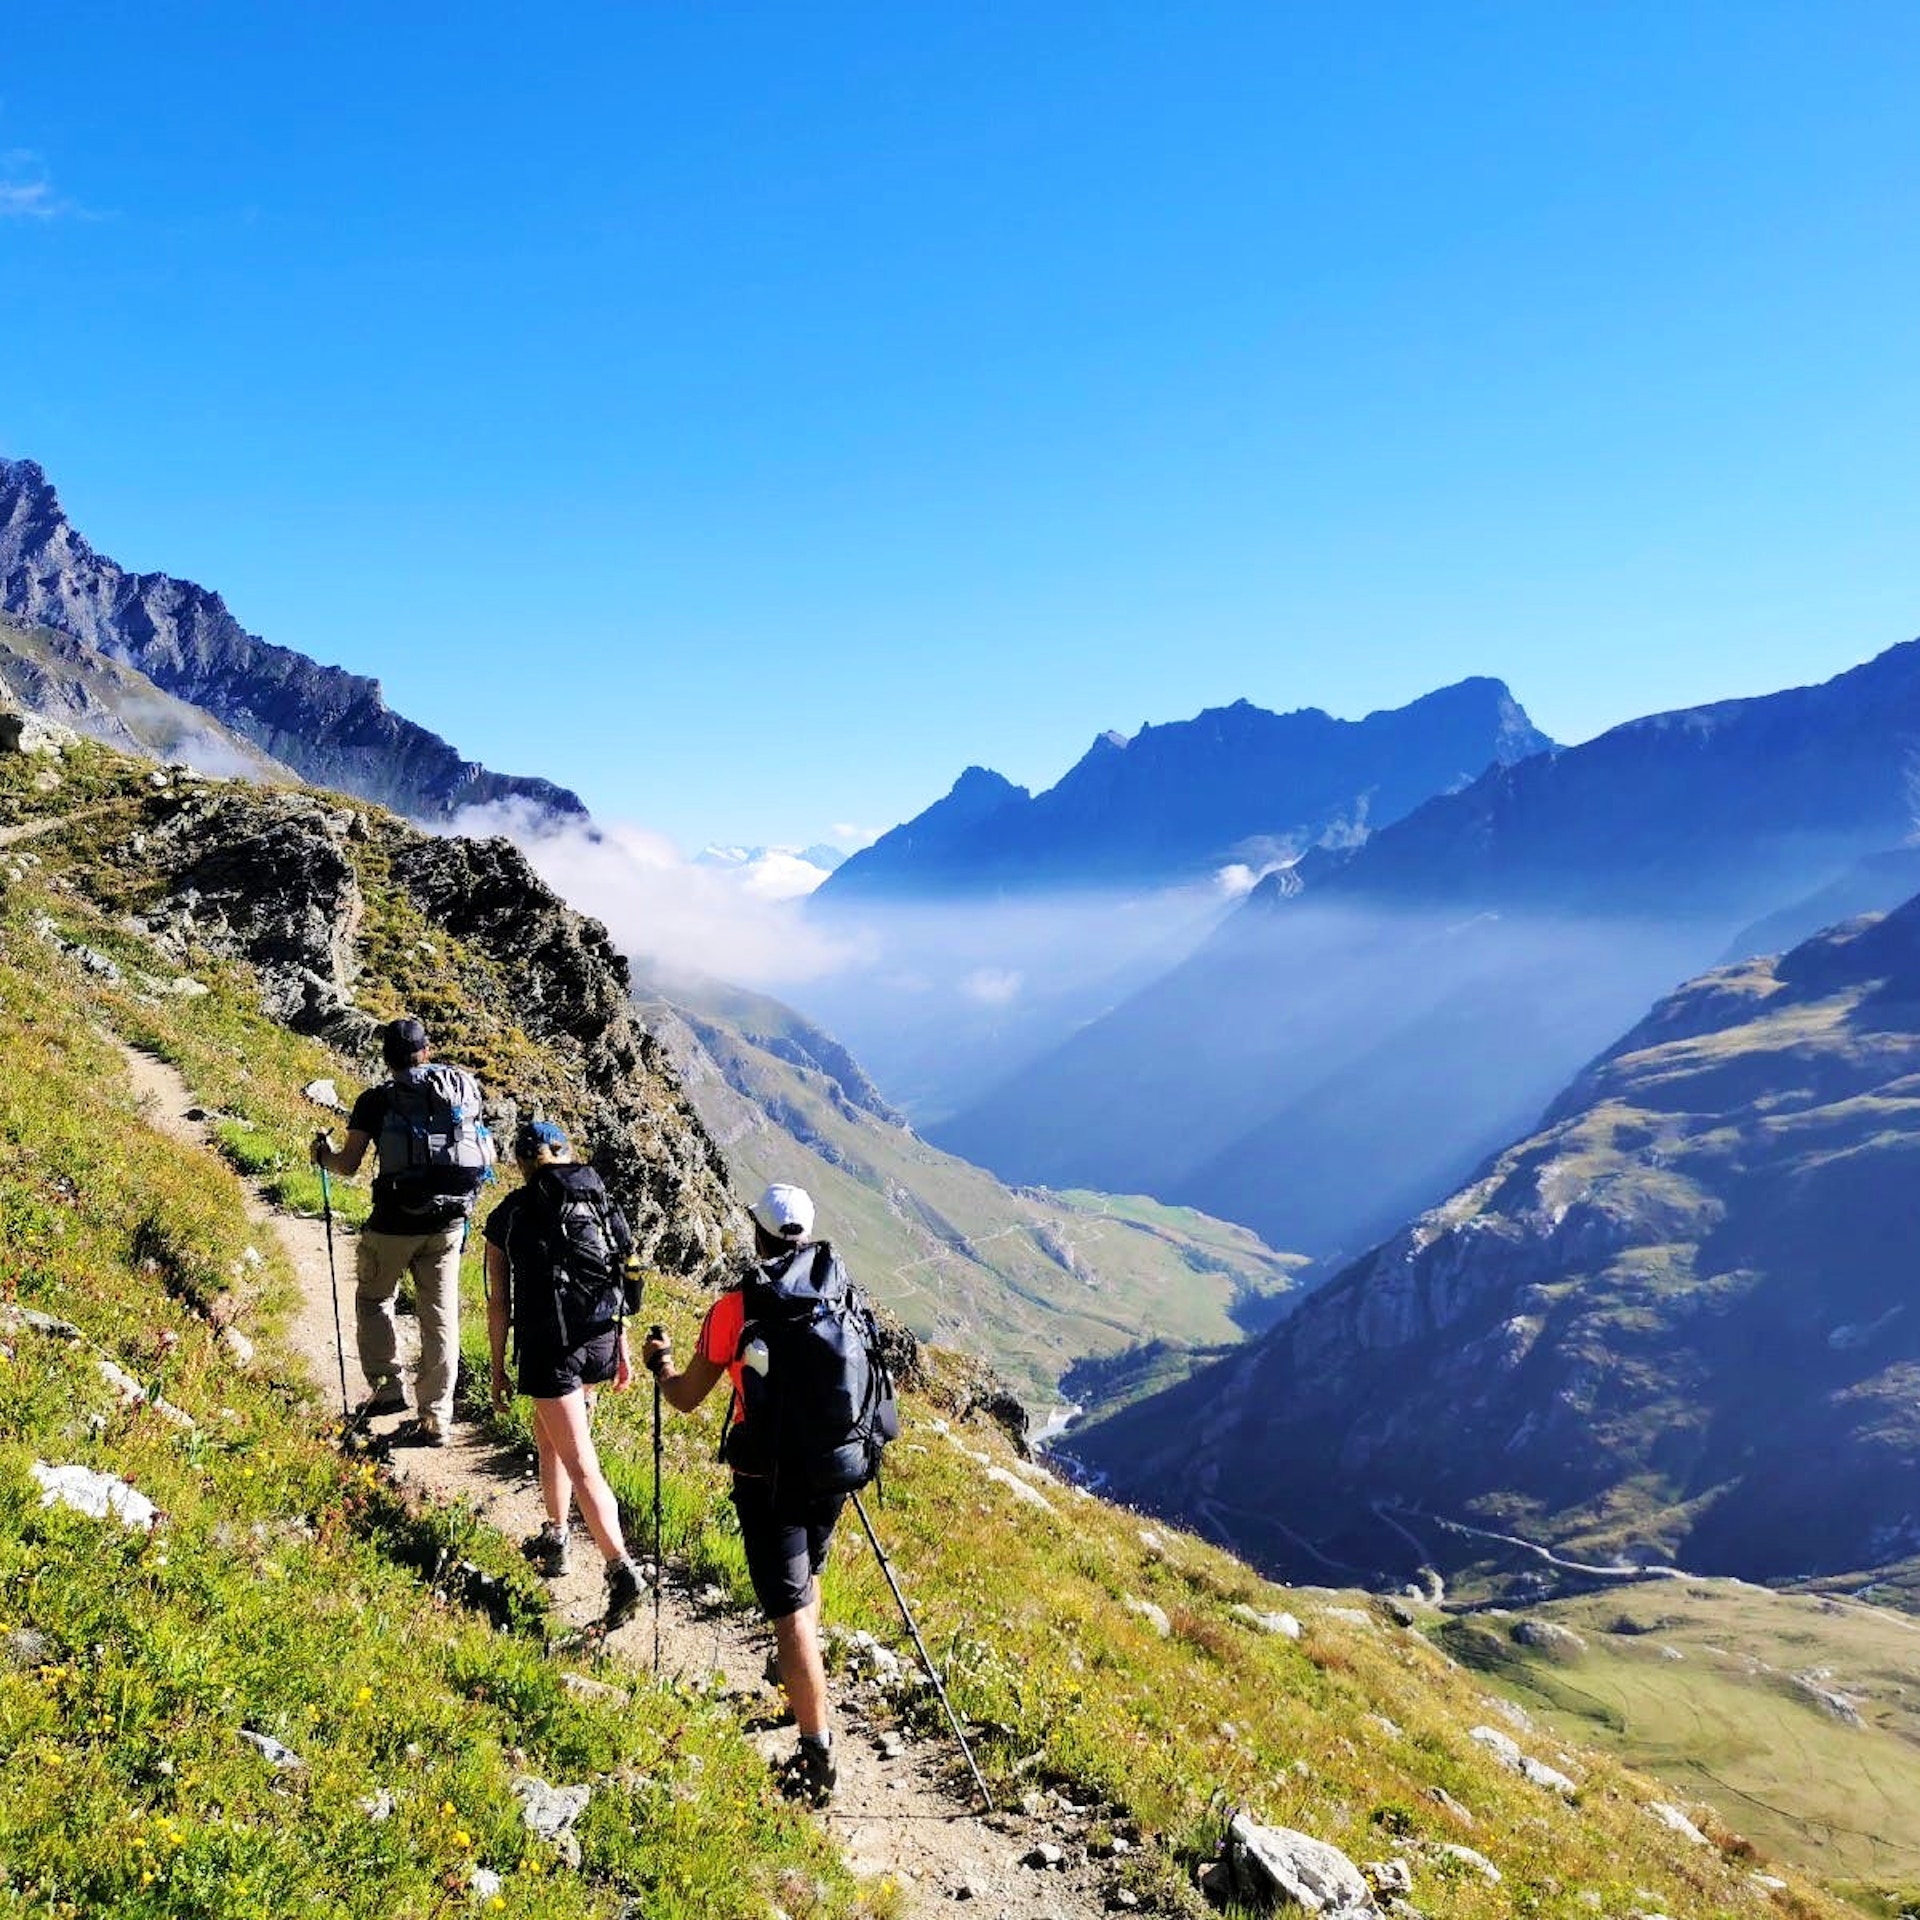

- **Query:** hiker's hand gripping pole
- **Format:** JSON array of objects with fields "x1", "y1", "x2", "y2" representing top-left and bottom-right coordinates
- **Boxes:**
[{"x1": 851, "y1": 1492, "x2": 994, "y2": 1813}]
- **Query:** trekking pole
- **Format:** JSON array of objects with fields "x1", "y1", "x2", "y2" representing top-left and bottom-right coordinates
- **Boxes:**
[
  {"x1": 319, "y1": 1164, "x2": 351, "y2": 1421},
  {"x1": 850, "y1": 1491, "x2": 994, "y2": 1814},
  {"x1": 649, "y1": 1324, "x2": 665, "y2": 1675}
]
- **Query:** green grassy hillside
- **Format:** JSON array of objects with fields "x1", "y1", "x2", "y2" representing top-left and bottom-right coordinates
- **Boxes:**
[
  {"x1": 1446, "y1": 1580, "x2": 1920, "y2": 1898},
  {"x1": 643, "y1": 980, "x2": 1304, "y2": 1406}
]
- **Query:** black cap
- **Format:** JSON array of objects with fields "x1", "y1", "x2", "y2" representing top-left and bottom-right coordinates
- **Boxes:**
[{"x1": 380, "y1": 1016, "x2": 429, "y2": 1069}]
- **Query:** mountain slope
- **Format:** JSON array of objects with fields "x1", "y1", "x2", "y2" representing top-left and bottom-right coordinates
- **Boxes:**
[
  {"x1": 639, "y1": 972, "x2": 1304, "y2": 1402},
  {"x1": 1070, "y1": 891, "x2": 1920, "y2": 1591},
  {"x1": 820, "y1": 678, "x2": 1550, "y2": 899},
  {"x1": 0, "y1": 608, "x2": 298, "y2": 780},
  {"x1": 939, "y1": 638, "x2": 1920, "y2": 1260},
  {"x1": 0, "y1": 458, "x2": 583, "y2": 821}
]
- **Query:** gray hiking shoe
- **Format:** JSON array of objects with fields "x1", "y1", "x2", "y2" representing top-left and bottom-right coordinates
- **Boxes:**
[
  {"x1": 604, "y1": 1557, "x2": 644, "y2": 1630},
  {"x1": 777, "y1": 1736, "x2": 836, "y2": 1808},
  {"x1": 522, "y1": 1521, "x2": 570, "y2": 1580}
]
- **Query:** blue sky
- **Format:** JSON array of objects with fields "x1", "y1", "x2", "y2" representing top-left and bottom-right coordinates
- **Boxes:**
[{"x1": 5, "y1": 3, "x2": 1920, "y2": 848}]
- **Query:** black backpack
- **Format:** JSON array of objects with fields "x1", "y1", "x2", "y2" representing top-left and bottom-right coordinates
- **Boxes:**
[
  {"x1": 722, "y1": 1242, "x2": 898, "y2": 1499},
  {"x1": 376, "y1": 1064, "x2": 494, "y2": 1218},
  {"x1": 507, "y1": 1163, "x2": 633, "y2": 1349}
]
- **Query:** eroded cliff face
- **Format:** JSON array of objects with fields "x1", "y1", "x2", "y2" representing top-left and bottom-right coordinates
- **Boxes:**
[
  {"x1": 0, "y1": 460, "x2": 583, "y2": 822},
  {"x1": 70, "y1": 773, "x2": 743, "y2": 1277}
]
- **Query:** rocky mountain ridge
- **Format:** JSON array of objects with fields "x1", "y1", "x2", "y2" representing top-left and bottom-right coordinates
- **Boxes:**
[
  {"x1": 1070, "y1": 889, "x2": 1920, "y2": 1590},
  {"x1": 820, "y1": 677, "x2": 1551, "y2": 898},
  {"x1": 0, "y1": 458, "x2": 584, "y2": 823}
]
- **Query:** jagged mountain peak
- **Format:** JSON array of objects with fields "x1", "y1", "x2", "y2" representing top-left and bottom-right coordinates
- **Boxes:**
[
  {"x1": 821, "y1": 679, "x2": 1552, "y2": 900},
  {"x1": 0, "y1": 456, "x2": 584, "y2": 824}
]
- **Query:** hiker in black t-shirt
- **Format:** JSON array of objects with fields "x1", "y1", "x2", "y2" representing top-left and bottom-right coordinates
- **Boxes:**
[
  {"x1": 310, "y1": 1016, "x2": 494, "y2": 1446},
  {"x1": 484, "y1": 1119, "x2": 645, "y2": 1629}
]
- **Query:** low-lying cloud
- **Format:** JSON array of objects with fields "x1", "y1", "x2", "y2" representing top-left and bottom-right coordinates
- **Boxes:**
[{"x1": 448, "y1": 801, "x2": 865, "y2": 989}]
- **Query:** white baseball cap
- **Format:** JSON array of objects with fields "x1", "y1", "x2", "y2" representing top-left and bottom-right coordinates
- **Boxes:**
[{"x1": 756, "y1": 1182, "x2": 815, "y2": 1239}]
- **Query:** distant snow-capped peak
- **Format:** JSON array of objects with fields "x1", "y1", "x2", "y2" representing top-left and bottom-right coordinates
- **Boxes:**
[{"x1": 694, "y1": 842, "x2": 846, "y2": 899}]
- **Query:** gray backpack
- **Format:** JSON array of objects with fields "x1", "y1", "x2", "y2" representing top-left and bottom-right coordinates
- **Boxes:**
[{"x1": 376, "y1": 1064, "x2": 493, "y2": 1218}]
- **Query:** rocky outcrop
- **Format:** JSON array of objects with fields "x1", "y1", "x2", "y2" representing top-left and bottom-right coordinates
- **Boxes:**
[
  {"x1": 0, "y1": 460, "x2": 582, "y2": 822},
  {"x1": 381, "y1": 830, "x2": 746, "y2": 1270},
  {"x1": 75, "y1": 777, "x2": 740, "y2": 1278}
]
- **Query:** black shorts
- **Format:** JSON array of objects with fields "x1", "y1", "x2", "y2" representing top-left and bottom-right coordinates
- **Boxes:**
[
  {"x1": 731, "y1": 1476, "x2": 846, "y2": 1621},
  {"x1": 517, "y1": 1325, "x2": 620, "y2": 1401}
]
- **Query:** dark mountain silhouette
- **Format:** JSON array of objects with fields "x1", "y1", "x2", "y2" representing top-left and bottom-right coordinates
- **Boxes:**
[
  {"x1": 1068, "y1": 891, "x2": 1920, "y2": 1589},
  {"x1": 0, "y1": 458, "x2": 583, "y2": 821},
  {"x1": 819, "y1": 679, "x2": 1551, "y2": 898},
  {"x1": 936, "y1": 641, "x2": 1920, "y2": 1262}
]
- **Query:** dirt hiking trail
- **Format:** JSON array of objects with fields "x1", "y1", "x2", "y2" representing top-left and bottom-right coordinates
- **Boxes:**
[{"x1": 118, "y1": 1039, "x2": 1138, "y2": 1919}]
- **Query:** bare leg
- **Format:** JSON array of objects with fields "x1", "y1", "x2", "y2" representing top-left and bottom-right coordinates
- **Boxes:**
[
  {"x1": 531, "y1": 1392, "x2": 627, "y2": 1563},
  {"x1": 773, "y1": 1587, "x2": 829, "y2": 1741},
  {"x1": 537, "y1": 1441, "x2": 574, "y2": 1535}
]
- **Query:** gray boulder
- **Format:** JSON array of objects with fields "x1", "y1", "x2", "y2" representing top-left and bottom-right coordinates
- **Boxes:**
[{"x1": 1221, "y1": 1811, "x2": 1376, "y2": 1914}]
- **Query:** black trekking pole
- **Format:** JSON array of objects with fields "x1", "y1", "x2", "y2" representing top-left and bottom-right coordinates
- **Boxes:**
[
  {"x1": 649, "y1": 1324, "x2": 665, "y2": 1675},
  {"x1": 850, "y1": 1491, "x2": 994, "y2": 1813},
  {"x1": 319, "y1": 1163, "x2": 351, "y2": 1421}
]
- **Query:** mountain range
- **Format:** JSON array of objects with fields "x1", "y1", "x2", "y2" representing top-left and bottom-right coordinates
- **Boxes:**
[
  {"x1": 0, "y1": 459, "x2": 581, "y2": 822},
  {"x1": 1070, "y1": 887, "x2": 1920, "y2": 1591},
  {"x1": 819, "y1": 677, "x2": 1551, "y2": 898},
  {"x1": 934, "y1": 640, "x2": 1920, "y2": 1263}
]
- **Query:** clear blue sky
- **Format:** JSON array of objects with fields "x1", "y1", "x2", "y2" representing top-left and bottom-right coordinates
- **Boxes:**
[{"x1": 5, "y1": 3, "x2": 1920, "y2": 848}]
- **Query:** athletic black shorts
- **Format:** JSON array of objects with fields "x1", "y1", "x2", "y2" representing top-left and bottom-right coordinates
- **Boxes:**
[
  {"x1": 730, "y1": 1476, "x2": 846, "y2": 1622},
  {"x1": 517, "y1": 1325, "x2": 620, "y2": 1401}
]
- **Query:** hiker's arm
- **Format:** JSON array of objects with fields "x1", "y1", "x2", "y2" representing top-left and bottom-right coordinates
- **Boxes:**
[
  {"x1": 312, "y1": 1128, "x2": 372, "y2": 1176},
  {"x1": 484, "y1": 1243, "x2": 511, "y2": 1409},
  {"x1": 647, "y1": 1340, "x2": 724, "y2": 1414}
]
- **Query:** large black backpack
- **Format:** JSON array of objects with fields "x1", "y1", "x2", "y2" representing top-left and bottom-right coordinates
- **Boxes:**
[
  {"x1": 376, "y1": 1064, "x2": 493, "y2": 1219},
  {"x1": 507, "y1": 1163, "x2": 632, "y2": 1349},
  {"x1": 722, "y1": 1242, "x2": 898, "y2": 1499}
]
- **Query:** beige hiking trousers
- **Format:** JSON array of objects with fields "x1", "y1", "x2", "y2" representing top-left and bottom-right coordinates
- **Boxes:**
[{"x1": 354, "y1": 1223, "x2": 465, "y2": 1427}]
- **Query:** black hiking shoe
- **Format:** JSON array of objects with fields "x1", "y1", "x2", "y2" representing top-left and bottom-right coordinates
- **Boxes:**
[
  {"x1": 603, "y1": 1557, "x2": 644, "y2": 1630},
  {"x1": 522, "y1": 1521, "x2": 570, "y2": 1580},
  {"x1": 777, "y1": 1737, "x2": 836, "y2": 1808},
  {"x1": 364, "y1": 1379, "x2": 407, "y2": 1415}
]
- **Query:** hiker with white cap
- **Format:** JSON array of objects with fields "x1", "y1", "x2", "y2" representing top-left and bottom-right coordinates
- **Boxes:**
[
  {"x1": 311, "y1": 1017, "x2": 495, "y2": 1446},
  {"x1": 644, "y1": 1180, "x2": 895, "y2": 1808}
]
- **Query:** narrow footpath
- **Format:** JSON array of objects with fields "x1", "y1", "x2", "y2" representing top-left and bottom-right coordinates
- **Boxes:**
[{"x1": 116, "y1": 1038, "x2": 1134, "y2": 1919}]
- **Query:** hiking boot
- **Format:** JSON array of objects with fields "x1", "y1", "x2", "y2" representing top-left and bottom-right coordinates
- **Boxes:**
[
  {"x1": 522, "y1": 1521, "x2": 570, "y2": 1580},
  {"x1": 603, "y1": 1557, "x2": 644, "y2": 1630},
  {"x1": 390, "y1": 1414, "x2": 447, "y2": 1448},
  {"x1": 364, "y1": 1380, "x2": 407, "y2": 1415},
  {"x1": 777, "y1": 1736, "x2": 836, "y2": 1808}
]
